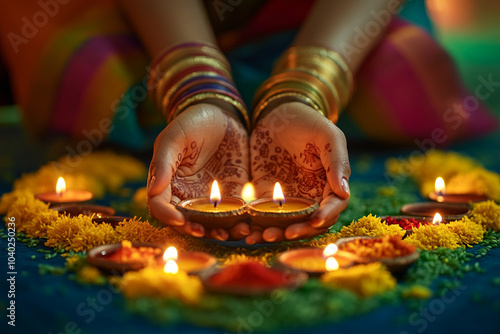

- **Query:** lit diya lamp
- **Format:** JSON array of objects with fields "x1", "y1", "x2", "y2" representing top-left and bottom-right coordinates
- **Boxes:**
[
  {"x1": 35, "y1": 177, "x2": 93, "y2": 204},
  {"x1": 246, "y1": 182, "x2": 319, "y2": 228},
  {"x1": 429, "y1": 176, "x2": 488, "y2": 203},
  {"x1": 163, "y1": 246, "x2": 216, "y2": 275},
  {"x1": 176, "y1": 180, "x2": 246, "y2": 229},
  {"x1": 277, "y1": 243, "x2": 355, "y2": 276}
]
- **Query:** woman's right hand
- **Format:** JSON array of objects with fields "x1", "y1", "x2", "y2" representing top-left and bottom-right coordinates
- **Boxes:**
[{"x1": 147, "y1": 102, "x2": 251, "y2": 241}]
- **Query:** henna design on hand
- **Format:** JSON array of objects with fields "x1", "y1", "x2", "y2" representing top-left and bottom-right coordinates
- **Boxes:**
[
  {"x1": 171, "y1": 114, "x2": 249, "y2": 200},
  {"x1": 251, "y1": 123, "x2": 326, "y2": 202}
]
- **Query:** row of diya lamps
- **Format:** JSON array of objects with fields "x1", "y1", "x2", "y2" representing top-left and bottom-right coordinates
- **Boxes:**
[{"x1": 33, "y1": 176, "x2": 486, "y2": 295}]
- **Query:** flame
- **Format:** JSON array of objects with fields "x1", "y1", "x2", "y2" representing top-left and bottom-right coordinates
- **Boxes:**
[
  {"x1": 241, "y1": 182, "x2": 256, "y2": 203},
  {"x1": 435, "y1": 177, "x2": 445, "y2": 194},
  {"x1": 163, "y1": 246, "x2": 178, "y2": 261},
  {"x1": 323, "y1": 244, "x2": 338, "y2": 257},
  {"x1": 325, "y1": 257, "x2": 339, "y2": 271},
  {"x1": 164, "y1": 259, "x2": 179, "y2": 274},
  {"x1": 273, "y1": 182, "x2": 285, "y2": 206},
  {"x1": 210, "y1": 180, "x2": 221, "y2": 208},
  {"x1": 432, "y1": 213, "x2": 443, "y2": 225},
  {"x1": 56, "y1": 177, "x2": 66, "y2": 196}
]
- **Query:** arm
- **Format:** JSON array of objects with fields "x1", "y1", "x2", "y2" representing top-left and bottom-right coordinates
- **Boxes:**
[
  {"x1": 294, "y1": 0, "x2": 403, "y2": 72},
  {"x1": 120, "y1": 0, "x2": 216, "y2": 56},
  {"x1": 120, "y1": 0, "x2": 251, "y2": 241},
  {"x1": 248, "y1": 0, "x2": 403, "y2": 244}
]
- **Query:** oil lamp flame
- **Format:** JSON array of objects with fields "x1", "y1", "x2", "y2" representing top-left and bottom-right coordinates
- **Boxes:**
[
  {"x1": 210, "y1": 180, "x2": 221, "y2": 208},
  {"x1": 325, "y1": 257, "x2": 339, "y2": 271},
  {"x1": 273, "y1": 182, "x2": 285, "y2": 208},
  {"x1": 241, "y1": 182, "x2": 256, "y2": 203},
  {"x1": 432, "y1": 213, "x2": 443, "y2": 225},
  {"x1": 163, "y1": 246, "x2": 178, "y2": 261},
  {"x1": 56, "y1": 177, "x2": 66, "y2": 197},
  {"x1": 435, "y1": 177, "x2": 445, "y2": 195},
  {"x1": 164, "y1": 259, "x2": 178, "y2": 274},
  {"x1": 323, "y1": 244, "x2": 338, "y2": 258}
]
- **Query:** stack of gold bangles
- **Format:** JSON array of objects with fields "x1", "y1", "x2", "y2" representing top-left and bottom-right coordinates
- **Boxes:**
[
  {"x1": 252, "y1": 45, "x2": 355, "y2": 127},
  {"x1": 148, "y1": 42, "x2": 250, "y2": 130}
]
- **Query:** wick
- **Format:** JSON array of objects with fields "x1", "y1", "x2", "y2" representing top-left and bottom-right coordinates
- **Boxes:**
[
  {"x1": 214, "y1": 201, "x2": 218, "y2": 209},
  {"x1": 279, "y1": 201, "x2": 283, "y2": 209}
]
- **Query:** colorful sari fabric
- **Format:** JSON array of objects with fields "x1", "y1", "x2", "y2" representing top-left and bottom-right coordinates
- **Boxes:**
[{"x1": 0, "y1": 0, "x2": 496, "y2": 149}]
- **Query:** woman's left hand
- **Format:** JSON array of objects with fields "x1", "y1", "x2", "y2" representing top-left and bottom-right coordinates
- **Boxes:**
[{"x1": 247, "y1": 102, "x2": 351, "y2": 244}]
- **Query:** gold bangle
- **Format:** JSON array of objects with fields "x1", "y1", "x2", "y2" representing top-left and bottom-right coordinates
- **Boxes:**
[
  {"x1": 149, "y1": 45, "x2": 231, "y2": 107},
  {"x1": 155, "y1": 56, "x2": 231, "y2": 109},
  {"x1": 253, "y1": 71, "x2": 333, "y2": 120},
  {"x1": 277, "y1": 46, "x2": 354, "y2": 108},
  {"x1": 172, "y1": 92, "x2": 250, "y2": 131},
  {"x1": 252, "y1": 92, "x2": 322, "y2": 128},
  {"x1": 253, "y1": 81, "x2": 327, "y2": 120},
  {"x1": 161, "y1": 71, "x2": 221, "y2": 117}
]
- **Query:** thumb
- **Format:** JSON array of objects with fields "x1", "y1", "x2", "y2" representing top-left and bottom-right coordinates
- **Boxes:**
[
  {"x1": 320, "y1": 124, "x2": 351, "y2": 200},
  {"x1": 147, "y1": 125, "x2": 185, "y2": 197}
]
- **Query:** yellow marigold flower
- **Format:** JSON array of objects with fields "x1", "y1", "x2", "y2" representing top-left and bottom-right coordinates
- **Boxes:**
[
  {"x1": 121, "y1": 267, "x2": 203, "y2": 304},
  {"x1": 321, "y1": 262, "x2": 396, "y2": 297},
  {"x1": 306, "y1": 232, "x2": 340, "y2": 248},
  {"x1": 337, "y1": 214, "x2": 405, "y2": 239},
  {"x1": 115, "y1": 218, "x2": 186, "y2": 248},
  {"x1": 5, "y1": 193, "x2": 58, "y2": 238},
  {"x1": 402, "y1": 285, "x2": 432, "y2": 299},
  {"x1": 385, "y1": 150, "x2": 500, "y2": 201},
  {"x1": 446, "y1": 217, "x2": 486, "y2": 247},
  {"x1": 11, "y1": 151, "x2": 146, "y2": 198},
  {"x1": 472, "y1": 200, "x2": 500, "y2": 231},
  {"x1": 77, "y1": 266, "x2": 106, "y2": 285},
  {"x1": 404, "y1": 224, "x2": 460, "y2": 250},
  {"x1": 0, "y1": 190, "x2": 34, "y2": 215}
]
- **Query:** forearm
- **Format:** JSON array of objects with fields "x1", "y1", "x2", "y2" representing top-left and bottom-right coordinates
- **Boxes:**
[
  {"x1": 119, "y1": 0, "x2": 216, "y2": 56},
  {"x1": 294, "y1": 0, "x2": 404, "y2": 72}
]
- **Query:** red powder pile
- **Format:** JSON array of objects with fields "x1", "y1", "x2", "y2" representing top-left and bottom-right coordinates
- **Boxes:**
[
  {"x1": 385, "y1": 216, "x2": 428, "y2": 230},
  {"x1": 208, "y1": 262, "x2": 289, "y2": 289},
  {"x1": 105, "y1": 240, "x2": 160, "y2": 264}
]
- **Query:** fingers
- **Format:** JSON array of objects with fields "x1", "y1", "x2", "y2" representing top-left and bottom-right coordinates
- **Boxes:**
[
  {"x1": 284, "y1": 223, "x2": 330, "y2": 241},
  {"x1": 148, "y1": 124, "x2": 186, "y2": 197},
  {"x1": 170, "y1": 222, "x2": 205, "y2": 238},
  {"x1": 208, "y1": 228, "x2": 229, "y2": 241},
  {"x1": 318, "y1": 122, "x2": 351, "y2": 200},
  {"x1": 262, "y1": 227, "x2": 285, "y2": 243},
  {"x1": 147, "y1": 185, "x2": 186, "y2": 226},
  {"x1": 228, "y1": 222, "x2": 251, "y2": 240},
  {"x1": 310, "y1": 193, "x2": 349, "y2": 228}
]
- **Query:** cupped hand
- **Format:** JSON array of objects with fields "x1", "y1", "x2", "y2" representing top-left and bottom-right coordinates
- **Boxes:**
[
  {"x1": 247, "y1": 102, "x2": 351, "y2": 244},
  {"x1": 147, "y1": 103, "x2": 250, "y2": 241}
]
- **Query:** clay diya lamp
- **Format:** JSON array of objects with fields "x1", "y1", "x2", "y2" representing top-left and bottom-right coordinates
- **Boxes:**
[
  {"x1": 177, "y1": 180, "x2": 247, "y2": 229},
  {"x1": 400, "y1": 201, "x2": 470, "y2": 221},
  {"x1": 35, "y1": 177, "x2": 93, "y2": 204},
  {"x1": 429, "y1": 177, "x2": 488, "y2": 203},
  {"x1": 247, "y1": 182, "x2": 319, "y2": 228},
  {"x1": 87, "y1": 241, "x2": 163, "y2": 274},
  {"x1": 51, "y1": 204, "x2": 115, "y2": 217},
  {"x1": 335, "y1": 236, "x2": 420, "y2": 273},
  {"x1": 162, "y1": 246, "x2": 217, "y2": 275},
  {"x1": 277, "y1": 244, "x2": 356, "y2": 276}
]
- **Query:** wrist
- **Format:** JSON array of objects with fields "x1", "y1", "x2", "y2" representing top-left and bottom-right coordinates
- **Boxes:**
[{"x1": 148, "y1": 42, "x2": 250, "y2": 130}]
